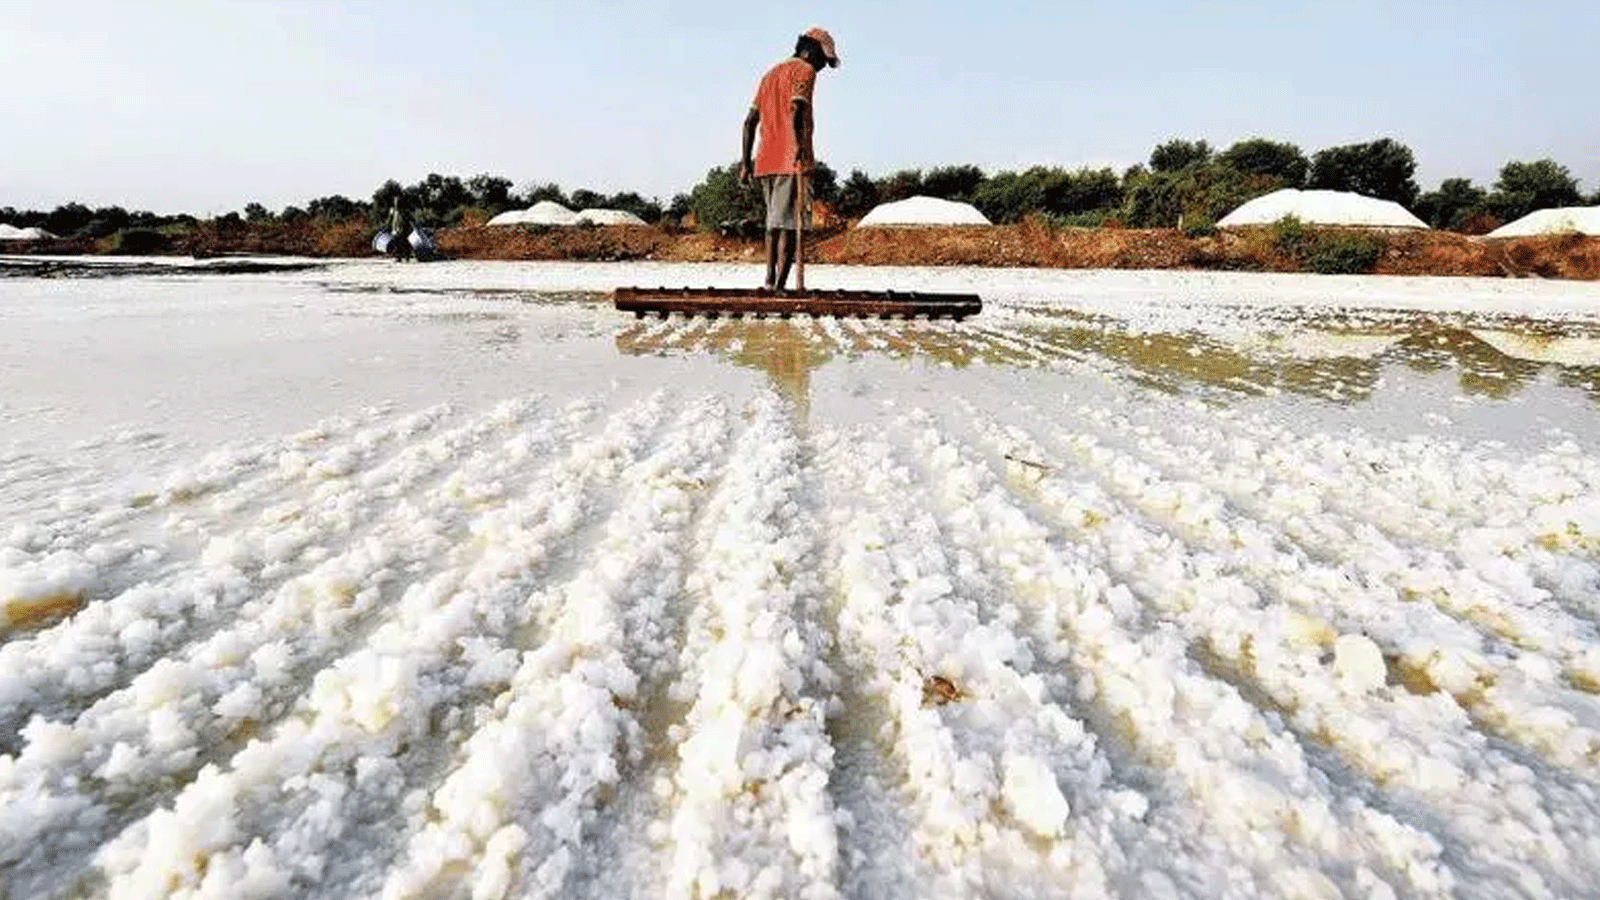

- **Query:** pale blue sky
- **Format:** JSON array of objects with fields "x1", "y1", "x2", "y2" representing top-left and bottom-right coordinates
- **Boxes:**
[{"x1": 4, "y1": 0, "x2": 1596, "y2": 214}]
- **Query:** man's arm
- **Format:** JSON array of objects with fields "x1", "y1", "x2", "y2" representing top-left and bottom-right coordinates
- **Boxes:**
[
  {"x1": 791, "y1": 98, "x2": 812, "y2": 170},
  {"x1": 738, "y1": 107, "x2": 759, "y2": 182}
]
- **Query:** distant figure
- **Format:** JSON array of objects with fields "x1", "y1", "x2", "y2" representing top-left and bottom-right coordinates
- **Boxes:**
[
  {"x1": 738, "y1": 27, "x2": 839, "y2": 291},
  {"x1": 388, "y1": 198, "x2": 412, "y2": 262}
]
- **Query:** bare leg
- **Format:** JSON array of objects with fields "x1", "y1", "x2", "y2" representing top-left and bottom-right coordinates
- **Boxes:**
[
  {"x1": 773, "y1": 230, "x2": 796, "y2": 291},
  {"x1": 764, "y1": 229, "x2": 780, "y2": 290}
]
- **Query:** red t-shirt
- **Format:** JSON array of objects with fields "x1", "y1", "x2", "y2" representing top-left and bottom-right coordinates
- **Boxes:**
[{"x1": 751, "y1": 57, "x2": 816, "y2": 177}]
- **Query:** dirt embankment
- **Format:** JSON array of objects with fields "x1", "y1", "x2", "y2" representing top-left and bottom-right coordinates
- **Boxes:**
[
  {"x1": 816, "y1": 223, "x2": 1600, "y2": 279},
  {"x1": 5, "y1": 218, "x2": 1600, "y2": 280},
  {"x1": 436, "y1": 222, "x2": 1600, "y2": 279}
]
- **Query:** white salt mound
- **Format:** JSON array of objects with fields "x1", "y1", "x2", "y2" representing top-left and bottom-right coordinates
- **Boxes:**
[
  {"x1": 0, "y1": 224, "x2": 58, "y2": 240},
  {"x1": 1218, "y1": 189, "x2": 1428, "y2": 230},
  {"x1": 858, "y1": 195, "x2": 991, "y2": 227},
  {"x1": 1488, "y1": 207, "x2": 1600, "y2": 238},
  {"x1": 574, "y1": 208, "x2": 647, "y2": 226},
  {"x1": 486, "y1": 201, "x2": 580, "y2": 227}
]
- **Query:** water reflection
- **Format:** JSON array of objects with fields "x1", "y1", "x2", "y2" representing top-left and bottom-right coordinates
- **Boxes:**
[
  {"x1": 615, "y1": 319, "x2": 831, "y2": 421},
  {"x1": 611, "y1": 312, "x2": 1600, "y2": 411}
]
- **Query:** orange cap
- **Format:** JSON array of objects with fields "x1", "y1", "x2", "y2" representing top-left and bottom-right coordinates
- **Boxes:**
[{"x1": 803, "y1": 27, "x2": 839, "y2": 67}]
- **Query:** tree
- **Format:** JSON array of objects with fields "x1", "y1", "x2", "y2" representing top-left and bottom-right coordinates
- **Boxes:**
[
  {"x1": 518, "y1": 182, "x2": 569, "y2": 207},
  {"x1": 1216, "y1": 138, "x2": 1308, "y2": 187},
  {"x1": 1123, "y1": 163, "x2": 1260, "y2": 228},
  {"x1": 808, "y1": 162, "x2": 839, "y2": 205},
  {"x1": 79, "y1": 205, "x2": 132, "y2": 238},
  {"x1": 834, "y1": 169, "x2": 880, "y2": 220},
  {"x1": 1307, "y1": 138, "x2": 1419, "y2": 206},
  {"x1": 306, "y1": 194, "x2": 363, "y2": 220},
  {"x1": 686, "y1": 164, "x2": 763, "y2": 231},
  {"x1": 44, "y1": 202, "x2": 94, "y2": 237},
  {"x1": 602, "y1": 191, "x2": 664, "y2": 222},
  {"x1": 1415, "y1": 178, "x2": 1487, "y2": 231},
  {"x1": 972, "y1": 170, "x2": 1037, "y2": 223},
  {"x1": 568, "y1": 188, "x2": 605, "y2": 211},
  {"x1": 1488, "y1": 158, "x2": 1582, "y2": 223},
  {"x1": 921, "y1": 164, "x2": 986, "y2": 202},
  {"x1": 971, "y1": 166, "x2": 1124, "y2": 223},
  {"x1": 412, "y1": 173, "x2": 472, "y2": 224},
  {"x1": 281, "y1": 205, "x2": 308, "y2": 223},
  {"x1": 666, "y1": 193, "x2": 691, "y2": 224},
  {"x1": 466, "y1": 174, "x2": 514, "y2": 213},
  {"x1": 876, "y1": 169, "x2": 925, "y2": 203},
  {"x1": 371, "y1": 179, "x2": 405, "y2": 217},
  {"x1": 243, "y1": 202, "x2": 272, "y2": 223},
  {"x1": 1149, "y1": 139, "x2": 1212, "y2": 173},
  {"x1": 1046, "y1": 168, "x2": 1122, "y2": 216}
]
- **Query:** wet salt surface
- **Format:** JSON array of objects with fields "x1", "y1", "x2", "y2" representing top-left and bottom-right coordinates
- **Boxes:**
[{"x1": 1, "y1": 260, "x2": 1599, "y2": 900}]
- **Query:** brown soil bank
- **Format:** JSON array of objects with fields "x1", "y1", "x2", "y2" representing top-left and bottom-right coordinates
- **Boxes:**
[
  {"x1": 438, "y1": 223, "x2": 1600, "y2": 280},
  {"x1": 814, "y1": 224, "x2": 1600, "y2": 280},
  {"x1": 6, "y1": 220, "x2": 1600, "y2": 280}
]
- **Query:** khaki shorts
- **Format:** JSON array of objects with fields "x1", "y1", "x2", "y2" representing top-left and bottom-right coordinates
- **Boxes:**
[{"x1": 760, "y1": 175, "x2": 812, "y2": 231}]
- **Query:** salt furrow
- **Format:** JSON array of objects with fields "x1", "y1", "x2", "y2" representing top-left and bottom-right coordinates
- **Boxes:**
[
  {"x1": 661, "y1": 317, "x2": 720, "y2": 353},
  {"x1": 6, "y1": 403, "x2": 448, "y2": 566},
  {"x1": 1197, "y1": 402, "x2": 1600, "y2": 557},
  {"x1": 816, "y1": 316, "x2": 859, "y2": 355},
  {"x1": 813, "y1": 426, "x2": 1183, "y2": 900},
  {"x1": 919, "y1": 320, "x2": 1000, "y2": 368},
  {"x1": 1068, "y1": 403, "x2": 1600, "y2": 773},
  {"x1": 0, "y1": 403, "x2": 459, "y2": 657},
  {"x1": 858, "y1": 323, "x2": 922, "y2": 360},
  {"x1": 373, "y1": 396, "x2": 731, "y2": 900},
  {"x1": 628, "y1": 318, "x2": 677, "y2": 349},
  {"x1": 898, "y1": 409, "x2": 1457, "y2": 899},
  {"x1": 834, "y1": 318, "x2": 892, "y2": 354},
  {"x1": 658, "y1": 392, "x2": 841, "y2": 900},
  {"x1": 967, "y1": 324, "x2": 1086, "y2": 370},
  {"x1": 0, "y1": 402, "x2": 521, "y2": 739},
  {"x1": 0, "y1": 396, "x2": 630, "y2": 898},
  {"x1": 90, "y1": 392, "x2": 674, "y2": 900},
  {"x1": 956, "y1": 404, "x2": 1600, "y2": 897},
  {"x1": 806, "y1": 317, "x2": 846, "y2": 357},
  {"x1": 1, "y1": 407, "x2": 439, "y2": 657}
]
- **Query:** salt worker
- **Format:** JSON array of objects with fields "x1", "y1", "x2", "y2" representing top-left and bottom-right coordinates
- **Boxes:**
[
  {"x1": 388, "y1": 197, "x2": 412, "y2": 262},
  {"x1": 737, "y1": 27, "x2": 839, "y2": 291}
]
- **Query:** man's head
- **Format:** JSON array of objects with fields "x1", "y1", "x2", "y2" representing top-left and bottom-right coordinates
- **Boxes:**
[{"x1": 794, "y1": 27, "x2": 839, "y2": 70}]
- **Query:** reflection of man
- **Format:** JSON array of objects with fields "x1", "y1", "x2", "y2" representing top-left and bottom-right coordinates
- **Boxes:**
[{"x1": 737, "y1": 27, "x2": 839, "y2": 291}]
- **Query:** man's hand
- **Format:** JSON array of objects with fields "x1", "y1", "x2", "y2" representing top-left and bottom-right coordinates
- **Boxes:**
[
  {"x1": 737, "y1": 160, "x2": 753, "y2": 185},
  {"x1": 795, "y1": 147, "x2": 815, "y2": 172}
]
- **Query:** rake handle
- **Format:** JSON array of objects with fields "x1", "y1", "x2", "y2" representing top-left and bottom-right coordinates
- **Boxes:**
[{"x1": 794, "y1": 164, "x2": 806, "y2": 292}]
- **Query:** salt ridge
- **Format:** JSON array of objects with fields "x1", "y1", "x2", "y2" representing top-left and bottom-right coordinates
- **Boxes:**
[
  {"x1": 858, "y1": 196, "x2": 992, "y2": 227},
  {"x1": 1218, "y1": 188, "x2": 1428, "y2": 229},
  {"x1": 1489, "y1": 206, "x2": 1600, "y2": 238}
]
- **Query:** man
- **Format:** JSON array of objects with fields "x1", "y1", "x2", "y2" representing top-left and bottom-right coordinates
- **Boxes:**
[
  {"x1": 387, "y1": 197, "x2": 412, "y2": 262},
  {"x1": 738, "y1": 27, "x2": 839, "y2": 291}
]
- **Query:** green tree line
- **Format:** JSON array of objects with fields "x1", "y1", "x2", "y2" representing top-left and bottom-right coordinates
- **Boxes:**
[
  {"x1": 5, "y1": 136, "x2": 1596, "y2": 240},
  {"x1": 1, "y1": 173, "x2": 667, "y2": 241},
  {"x1": 685, "y1": 136, "x2": 1596, "y2": 233}
]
